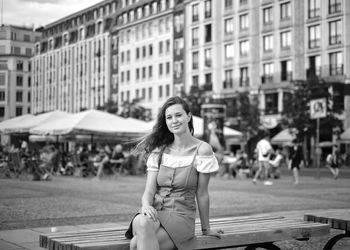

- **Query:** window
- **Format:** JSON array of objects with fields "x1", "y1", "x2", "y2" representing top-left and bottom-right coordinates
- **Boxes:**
[
  {"x1": 280, "y1": 2, "x2": 291, "y2": 21},
  {"x1": 0, "y1": 74, "x2": 5, "y2": 85},
  {"x1": 263, "y1": 35, "x2": 273, "y2": 52},
  {"x1": 148, "y1": 65, "x2": 153, "y2": 78},
  {"x1": 149, "y1": 44, "x2": 153, "y2": 56},
  {"x1": 240, "y1": 67, "x2": 249, "y2": 87},
  {"x1": 126, "y1": 50, "x2": 130, "y2": 62},
  {"x1": 308, "y1": 25, "x2": 320, "y2": 48},
  {"x1": 225, "y1": 43, "x2": 234, "y2": 60},
  {"x1": 329, "y1": 51, "x2": 343, "y2": 75},
  {"x1": 281, "y1": 60, "x2": 292, "y2": 81},
  {"x1": 204, "y1": 0, "x2": 212, "y2": 18},
  {"x1": 308, "y1": 55, "x2": 321, "y2": 77},
  {"x1": 16, "y1": 91, "x2": 23, "y2": 102},
  {"x1": 16, "y1": 75, "x2": 23, "y2": 86},
  {"x1": 166, "y1": 62, "x2": 170, "y2": 75},
  {"x1": 329, "y1": 0, "x2": 341, "y2": 14},
  {"x1": 262, "y1": 63, "x2": 274, "y2": 84},
  {"x1": 263, "y1": 7, "x2": 273, "y2": 25},
  {"x1": 204, "y1": 24, "x2": 212, "y2": 43},
  {"x1": 192, "y1": 51, "x2": 199, "y2": 69},
  {"x1": 265, "y1": 93, "x2": 278, "y2": 114},
  {"x1": 192, "y1": 3, "x2": 199, "y2": 22},
  {"x1": 136, "y1": 47, "x2": 140, "y2": 59},
  {"x1": 192, "y1": 75, "x2": 199, "y2": 87},
  {"x1": 204, "y1": 73, "x2": 212, "y2": 90},
  {"x1": 166, "y1": 40, "x2": 170, "y2": 53},
  {"x1": 204, "y1": 49, "x2": 212, "y2": 67},
  {"x1": 127, "y1": 70, "x2": 130, "y2": 81},
  {"x1": 0, "y1": 107, "x2": 4, "y2": 117},
  {"x1": 121, "y1": 52, "x2": 125, "y2": 63},
  {"x1": 0, "y1": 91, "x2": 5, "y2": 101},
  {"x1": 159, "y1": 41, "x2": 163, "y2": 55},
  {"x1": 27, "y1": 92, "x2": 31, "y2": 102},
  {"x1": 159, "y1": 63, "x2": 163, "y2": 76},
  {"x1": 281, "y1": 31, "x2": 291, "y2": 49},
  {"x1": 308, "y1": 0, "x2": 320, "y2": 18},
  {"x1": 192, "y1": 28, "x2": 199, "y2": 46},
  {"x1": 138, "y1": 46, "x2": 144, "y2": 59},
  {"x1": 148, "y1": 87, "x2": 152, "y2": 101},
  {"x1": 239, "y1": 14, "x2": 249, "y2": 30},
  {"x1": 16, "y1": 107, "x2": 23, "y2": 116},
  {"x1": 17, "y1": 60, "x2": 23, "y2": 71},
  {"x1": 224, "y1": 69, "x2": 233, "y2": 89},
  {"x1": 136, "y1": 68, "x2": 140, "y2": 80},
  {"x1": 159, "y1": 85, "x2": 163, "y2": 98},
  {"x1": 225, "y1": 0, "x2": 233, "y2": 9},
  {"x1": 329, "y1": 20, "x2": 342, "y2": 45},
  {"x1": 240, "y1": 40, "x2": 249, "y2": 56},
  {"x1": 224, "y1": 18, "x2": 234, "y2": 35}
]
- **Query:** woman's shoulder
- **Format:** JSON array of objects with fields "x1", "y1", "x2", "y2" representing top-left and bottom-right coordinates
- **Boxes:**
[{"x1": 197, "y1": 141, "x2": 214, "y2": 156}]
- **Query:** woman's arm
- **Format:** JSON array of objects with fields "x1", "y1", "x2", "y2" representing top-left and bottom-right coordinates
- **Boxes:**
[
  {"x1": 141, "y1": 170, "x2": 158, "y2": 221},
  {"x1": 196, "y1": 142, "x2": 223, "y2": 238}
]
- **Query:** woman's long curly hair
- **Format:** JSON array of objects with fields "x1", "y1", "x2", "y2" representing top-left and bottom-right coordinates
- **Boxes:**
[{"x1": 135, "y1": 96, "x2": 194, "y2": 155}]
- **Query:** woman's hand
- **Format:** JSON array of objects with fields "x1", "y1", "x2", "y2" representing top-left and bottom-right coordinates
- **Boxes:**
[
  {"x1": 202, "y1": 228, "x2": 224, "y2": 238},
  {"x1": 141, "y1": 205, "x2": 158, "y2": 222}
]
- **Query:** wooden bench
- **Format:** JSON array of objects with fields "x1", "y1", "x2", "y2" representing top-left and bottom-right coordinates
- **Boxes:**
[
  {"x1": 39, "y1": 214, "x2": 329, "y2": 250},
  {"x1": 305, "y1": 211, "x2": 350, "y2": 250}
]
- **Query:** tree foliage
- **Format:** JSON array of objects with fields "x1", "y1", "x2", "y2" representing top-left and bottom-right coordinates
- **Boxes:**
[
  {"x1": 281, "y1": 78, "x2": 343, "y2": 142},
  {"x1": 119, "y1": 98, "x2": 152, "y2": 121}
]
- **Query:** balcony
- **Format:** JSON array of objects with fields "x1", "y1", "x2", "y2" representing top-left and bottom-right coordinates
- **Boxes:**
[
  {"x1": 330, "y1": 65, "x2": 343, "y2": 76},
  {"x1": 261, "y1": 75, "x2": 274, "y2": 84},
  {"x1": 308, "y1": 39, "x2": 320, "y2": 49},
  {"x1": 239, "y1": 78, "x2": 249, "y2": 87},
  {"x1": 329, "y1": 35, "x2": 342, "y2": 45}
]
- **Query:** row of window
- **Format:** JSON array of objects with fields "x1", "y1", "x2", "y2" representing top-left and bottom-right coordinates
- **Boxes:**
[
  {"x1": 120, "y1": 61, "x2": 171, "y2": 83},
  {"x1": 0, "y1": 91, "x2": 31, "y2": 103},
  {"x1": 120, "y1": 39, "x2": 171, "y2": 64},
  {"x1": 0, "y1": 106, "x2": 29, "y2": 117},
  {"x1": 120, "y1": 84, "x2": 171, "y2": 103},
  {"x1": 119, "y1": 17, "x2": 172, "y2": 45},
  {"x1": 308, "y1": 19, "x2": 342, "y2": 49}
]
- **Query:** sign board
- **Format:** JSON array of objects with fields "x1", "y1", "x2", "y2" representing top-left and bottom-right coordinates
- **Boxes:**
[{"x1": 310, "y1": 98, "x2": 327, "y2": 119}]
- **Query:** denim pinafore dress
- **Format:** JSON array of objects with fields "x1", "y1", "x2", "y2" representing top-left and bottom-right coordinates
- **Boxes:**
[{"x1": 153, "y1": 144, "x2": 202, "y2": 250}]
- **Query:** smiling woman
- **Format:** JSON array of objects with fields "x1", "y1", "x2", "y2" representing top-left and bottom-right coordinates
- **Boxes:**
[{"x1": 126, "y1": 96, "x2": 223, "y2": 250}]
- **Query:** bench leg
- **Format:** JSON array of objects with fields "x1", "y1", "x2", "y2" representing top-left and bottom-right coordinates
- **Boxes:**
[
  {"x1": 245, "y1": 243, "x2": 281, "y2": 250},
  {"x1": 323, "y1": 231, "x2": 350, "y2": 250}
]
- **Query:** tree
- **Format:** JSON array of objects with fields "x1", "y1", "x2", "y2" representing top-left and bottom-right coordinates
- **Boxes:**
[
  {"x1": 282, "y1": 78, "x2": 343, "y2": 143},
  {"x1": 224, "y1": 91, "x2": 261, "y2": 156},
  {"x1": 119, "y1": 98, "x2": 152, "y2": 121},
  {"x1": 181, "y1": 85, "x2": 207, "y2": 116}
]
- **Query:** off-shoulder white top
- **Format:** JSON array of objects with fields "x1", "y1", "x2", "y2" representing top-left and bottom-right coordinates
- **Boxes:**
[{"x1": 147, "y1": 151, "x2": 219, "y2": 173}]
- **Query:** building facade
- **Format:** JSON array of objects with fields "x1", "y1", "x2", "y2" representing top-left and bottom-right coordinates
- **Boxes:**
[
  {"x1": 32, "y1": 0, "x2": 350, "y2": 135},
  {"x1": 183, "y1": 0, "x2": 349, "y2": 133},
  {"x1": 0, "y1": 25, "x2": 41, "y2": 121}
]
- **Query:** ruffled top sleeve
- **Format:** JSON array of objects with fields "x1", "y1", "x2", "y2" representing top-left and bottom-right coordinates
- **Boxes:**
[
  {"x1": 194, "y1": 154, "x2": 219, "y2": 173},
  {"x1": 146, "y1": 150, "x2": 160, "y2": 172}
]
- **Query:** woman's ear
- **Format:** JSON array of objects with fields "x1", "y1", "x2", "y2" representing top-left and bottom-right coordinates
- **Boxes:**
[{"x1": 187, "y1": 112, "x2": 192, "y2": 122}]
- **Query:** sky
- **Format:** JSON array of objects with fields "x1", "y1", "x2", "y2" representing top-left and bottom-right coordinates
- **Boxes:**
[{"x1": 1, "y1": 0, "x2": 104, "y2": 29}]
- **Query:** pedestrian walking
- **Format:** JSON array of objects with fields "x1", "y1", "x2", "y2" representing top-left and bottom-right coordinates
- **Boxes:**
[
  {"x1": 288, "y1": 141, "x2": 304, "y2": 185},
  {"x1": 125, "y1": 96, "x2": 223, "y2": 250},
  {"x1": 326, "y1": 145, "x2": 340, "y2": 179},
  {"x1": 252, "y1": 130, "x2": 273, "y2": 185}
]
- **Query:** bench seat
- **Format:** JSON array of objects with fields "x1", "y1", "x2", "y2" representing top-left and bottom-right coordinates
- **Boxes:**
[{"x1": 39, "y1": 214, "x2": 329, "y2": 250}]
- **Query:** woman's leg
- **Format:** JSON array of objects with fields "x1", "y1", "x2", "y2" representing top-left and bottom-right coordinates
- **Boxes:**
[
  {"x1": 293, "y1": 167, "x2": 299, "y2": 184},
  {"x1": 131, "y1": 214, "x2": 175, "y2": 250},
  {"x1": 132, "y1": 214, "x2": 160, "y2": 250}
]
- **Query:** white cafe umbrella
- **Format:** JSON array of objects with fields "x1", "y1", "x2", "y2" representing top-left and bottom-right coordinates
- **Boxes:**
[
  {"x1": 30, "y1": 109, "x2": 147, "y2": 137},
  {"x1": 1, "y1": 110, "x2": 70, "y2": 134},
  {"x1": 0, "y1": 114, "x2": 34, "y2": 134}
]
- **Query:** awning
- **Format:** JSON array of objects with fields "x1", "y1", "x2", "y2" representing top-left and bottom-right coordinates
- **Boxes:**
[{"x1": 271, "y1": 129, "x2": 295, "y2": 145}]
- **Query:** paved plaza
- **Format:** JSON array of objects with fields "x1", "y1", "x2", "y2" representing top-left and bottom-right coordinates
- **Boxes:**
[{"x1": 1, "y1": 169, "x2": 350, "y2": 250}]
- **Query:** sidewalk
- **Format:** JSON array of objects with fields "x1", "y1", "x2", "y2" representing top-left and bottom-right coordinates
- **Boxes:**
[{"x1": 1, "y1": 208, "x2": 348, "y2": 250}]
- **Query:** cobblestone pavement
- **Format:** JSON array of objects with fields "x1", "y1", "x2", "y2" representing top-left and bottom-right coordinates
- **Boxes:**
[{"x1": 0, "y1": 172, "x2": 350, "y2": 249}]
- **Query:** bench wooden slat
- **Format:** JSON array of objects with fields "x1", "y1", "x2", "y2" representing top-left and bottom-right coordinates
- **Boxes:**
[
  {"x1": 304, "y1": 211, "x2": 350, "y2": 231},
  {"x1": 40, "y1": 215, "x2": 329, "y2": 250}
]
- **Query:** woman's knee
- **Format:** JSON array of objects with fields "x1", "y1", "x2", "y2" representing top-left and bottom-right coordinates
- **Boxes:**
[{"x1": 133, "y1": 215, "x2": 157, "y2": 235}]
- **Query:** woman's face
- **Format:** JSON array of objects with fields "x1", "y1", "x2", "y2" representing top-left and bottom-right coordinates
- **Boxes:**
[{"x1": 165, "y1": 104, "x2": 190, "y2": 135}]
